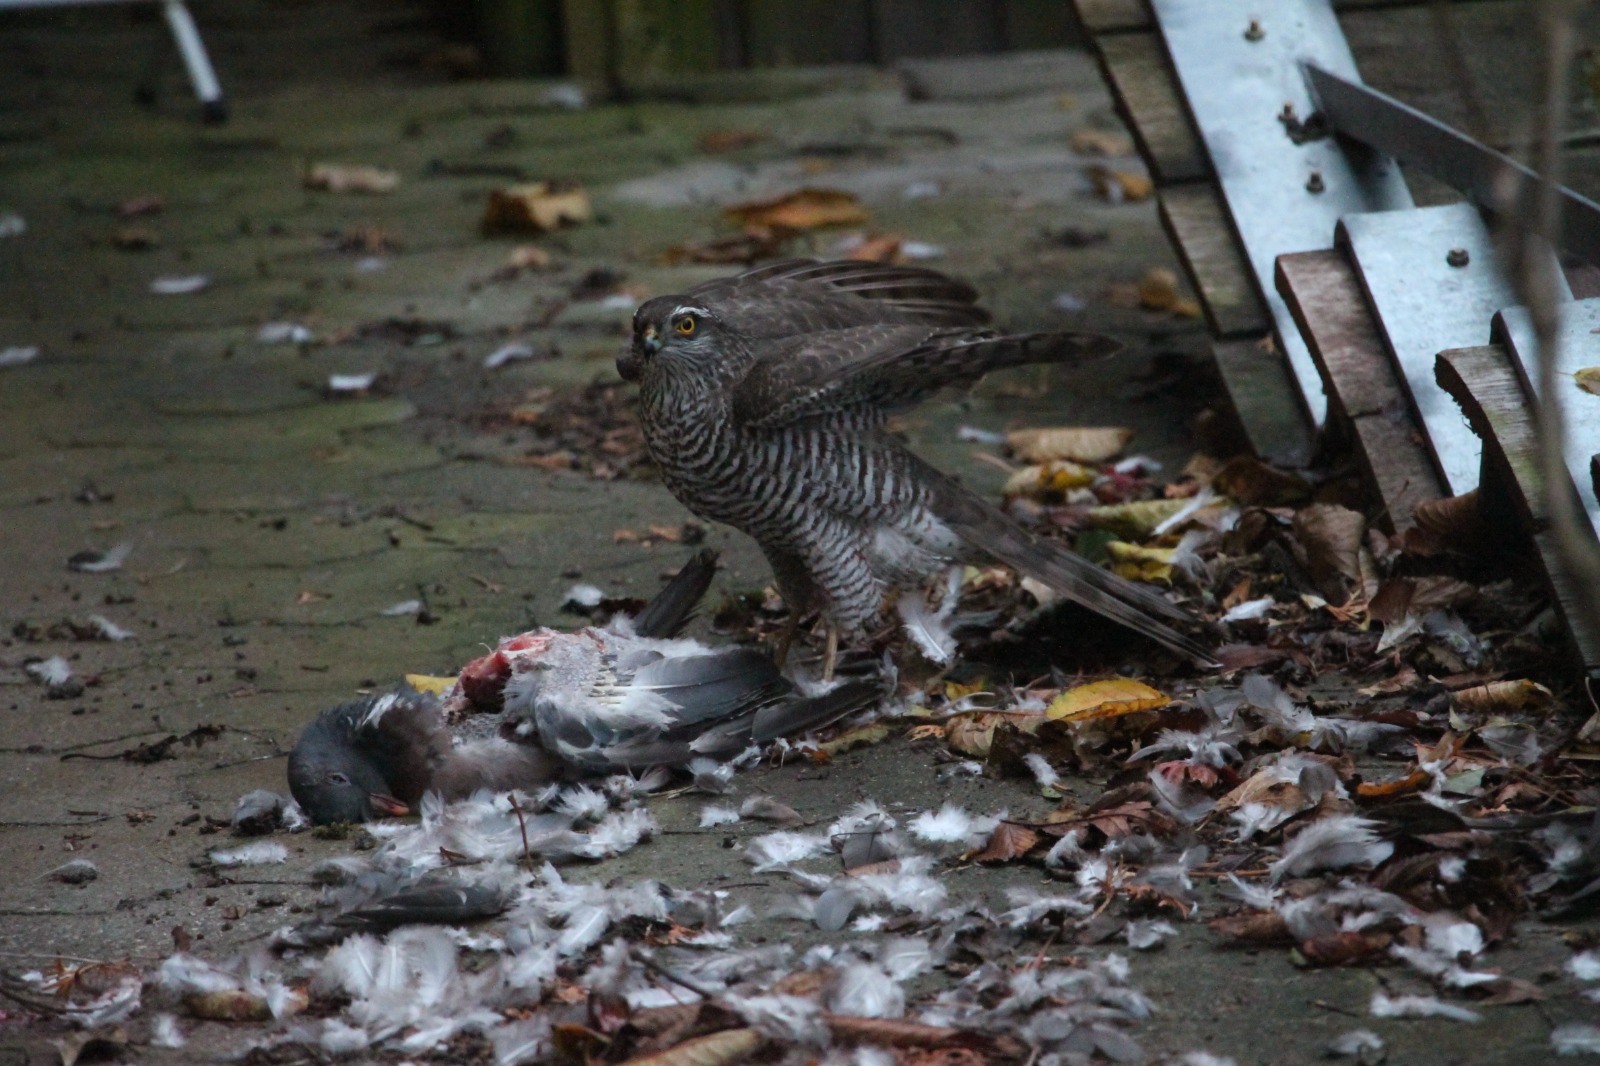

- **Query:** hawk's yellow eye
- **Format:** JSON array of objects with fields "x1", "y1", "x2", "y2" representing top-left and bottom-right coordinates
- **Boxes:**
[{"x1": 674, "y1": 316, "x2": 696, "y2": 336}]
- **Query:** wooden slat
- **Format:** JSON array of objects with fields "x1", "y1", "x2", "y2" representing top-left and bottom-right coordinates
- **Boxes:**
[
  {"x1": 1435, "y1": 345, "x2": 1600, "y2": 671},
  {"x1": 1276, "y1": 250, "x2": 1444, "y2": 531},
  {"x1": 1071, "y1": 0, "x2": 1151, "y2": 34},
  {"x1": 1092, "y1": 33, "x2": 1208, "y2": 184},
  {"x1": 1159, "y1": 184, "x2": 1270, "y2": 339},
  {"x1": 1210, "y1": 337, "x2": 1313, "y2": 464},
  {"x1": 1073, "y1": 0, "x2": 1519, "y2": 37}
]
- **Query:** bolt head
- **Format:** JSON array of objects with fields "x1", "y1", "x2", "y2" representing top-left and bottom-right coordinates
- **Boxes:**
[{"x1": 1446, "y1": 247, "x2": 1470, "y2": 268}]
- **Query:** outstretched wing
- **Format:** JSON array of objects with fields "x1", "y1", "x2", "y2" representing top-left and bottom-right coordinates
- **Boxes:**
[
  {"x1": 685, "y1": 259, "x2": 991, "y2": 336},
  {"x1": 731, "y1": 327, "x2": 1124, "y2": 428}
]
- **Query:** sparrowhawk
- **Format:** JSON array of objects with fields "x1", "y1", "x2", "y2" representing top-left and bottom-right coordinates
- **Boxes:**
[{"x1": 618, "y1": 260, "x2": 1214, "y2": 671}]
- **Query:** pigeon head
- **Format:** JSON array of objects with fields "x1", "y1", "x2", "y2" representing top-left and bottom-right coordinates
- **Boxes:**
[
  {"x1": 288, "y1": 697, "x2": 418, "y2": 824},
  {"x1": 619, "y1": 299, "x2": 725, "y2": 381}
]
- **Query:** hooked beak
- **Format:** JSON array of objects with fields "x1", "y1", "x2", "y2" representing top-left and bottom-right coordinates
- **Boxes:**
[
  {"x1": 617, "y1": 325, "x2": 659, "y2": 383},
  {"x1": 367, "y1": 792, "x2": 411, "y2": 818}
]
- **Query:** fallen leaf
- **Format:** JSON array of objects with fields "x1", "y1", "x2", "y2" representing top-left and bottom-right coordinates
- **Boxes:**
[
  {"x1": 697, "y1": 129, "x2": 767, "y2": 153},
  {"x1": 1451, "y1": 679, "x2": 1555, "y2": 717},
  {"x1": 813, "y1": 722, "x2": 892, "y2": 757},
  {"x1": 1208, "y1": 910, "x2": 1291, "y2": 943},
  {"x1": 1135, "y1": 267, "x2": 1201, "y2": 317},
  {"x1": 1070, "y1": 128, "x2": 1133, "y2": 156},
  {"x1": 111, "y1": 226, "x2": 158, "y2": 250},
  {"x1": 723, "y1": 188, "x2": 867, "y2": 232},
  {"x1": 1212, "y1": 455, "x2": 1311, "y2": 506},
  {"x1": 1297, "y1": 930, "x2": 1392, "y2": 967},
  {"x1": 507, "y1": 245, "x2": 554, "y2": 270},
  {"x1": 1006, "y1": 426, "x2": 1132, "y2": 464},
  {"x1": 482, "y1": 182, "x2": 592, "y2": 234},
  {"x1": 1293, "y1": 503, "x2": 1377, "y2": 607},
  {"x1": 304, "y1": 163, "x2": 400, "y2": 194},
  {"x1": 1047, "y1": 679, "x2": 1170, "y2": 722},
  {"x1": 1089, "y1": 165, "x2": 1153, "y2": 202},
  {"x1": 404, "y1": 674, "x2": 456, "y2": 696},
  {"x1": 1106, "y1": 541, "x2": 1174, "y2": 583},
  {"x1": 965, "y1": 821, "x2": 1041, "y2": 863},
  {"x1": 1401, "y1": 490, "x2": 1489, "y2": 557},
  {"x1": 1085, "y1": 497, "x2": 1189, "y2": 539},
  {"x1": 844, "y1": 232, "x2": 904, "y2": 263},
  {"x1": 662, "y1": 228, "x2": 788, "y2": 265},
  {"x1": 183, "y1": 986, "x2": 307, "y2": 1021},
  {"x1": 945, "y1": 711, "x2": 1045, "y2": 757},
  {"x1": 1575, "y1": 367, "x2": 1600, "y2": 396},
  {"x1": 1002, "y1": 459, "x2": 1095, "y2": 499},
  {"x1": 618, "y1": 1026, "x2": 761, "y2": 1066}
]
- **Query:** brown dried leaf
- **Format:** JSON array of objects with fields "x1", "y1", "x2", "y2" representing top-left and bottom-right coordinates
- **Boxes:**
[
  {"x1": 1006, "y1": 426, "x2": 1132, "y2": 464},
  {"x1": 945, "y1": 711, "x2": 1044, "y2": 757},
  {"x1": 1135, "y1": 267, "x2": 1201, "y2": 317},
  {"x1": 1208, "y1": 909, "x2": 1291, "y2": 944},
  {"x1": 1401, "y1": 489, "x2": 1489, "y2": 557},
  {"x1": 1297, "y1": 930, "x2": 1391, "y2": 967},
  {"x1": 183, "y1": 986, "x2": 307, "y2": 1021},
  {"x1": 1574, "y1": 367, "x2": 1600, "y2": 396},
  {"x1": 1451, "y1": 679, "x2": 1556, "y2": 717},
  {"x1": 697, "y1": 129, "x2": 767, "y2": 153},
  {"x1": 304, "y1": 163, "x2": 400, "y2": 194},
  {"x1": 965, "y1": 821, "x2": 1041, "y2": 863},
  {"x1": 618, "y1": 1026, "x2": 762, "y2": 1066},
  {"x1": 723, "y1": 188, "x2": 867, "y2": 232},
  {"x1": 662, "y1": 228, "x2": 787, "y2": 266},
  {"x1": 1070, "y1": 128, "x2": 1134, "y2": 156},
  {"x1": 1089, "y1": 165, "x2": 1153, "y2": 202},
  {"x1": 482, "y1": 182, "x2": 592, "y2": 235},
  {"x1": 844, "y1": 233, "x2": 905, "y2": 263},
  {"x1": 1293, "y1": 503, "x2": 1376, "y2": 606},
  {"x1": 1212, "y1": 455, "x2": 1311, "y2": 507}
]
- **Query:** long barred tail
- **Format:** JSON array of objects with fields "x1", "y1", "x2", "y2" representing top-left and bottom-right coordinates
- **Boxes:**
[{"x1": 928, "y1": 471, "x2": 1218, "y2": 668}]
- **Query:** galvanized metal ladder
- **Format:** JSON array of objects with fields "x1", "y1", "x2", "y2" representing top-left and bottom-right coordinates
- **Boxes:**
[
  {"x1": 2, "y1": 0, "x2": 226, "y2": 121},
  {"x1": 1073, "y1": 0, "x2": 1600, "y2": 674}
]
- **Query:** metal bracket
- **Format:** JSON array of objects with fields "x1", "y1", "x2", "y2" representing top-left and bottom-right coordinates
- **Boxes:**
[
  {"x1": 1150, "y1": 0, "x2": 1413, "y2": 427},
  {"x1": 1304, "y1": 63, "x2": 1600, "y2": 266}
]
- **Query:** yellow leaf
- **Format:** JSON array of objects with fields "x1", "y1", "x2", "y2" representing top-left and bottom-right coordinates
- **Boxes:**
[
  {"x1": 405, "y1": 673, "x2": 457, "y2": 696},
  {"x1": 943, "y1": 678, "x2": 990, "y2": 701},
  {"x1": 1003, "y1": 460, "x2": 1095, "y2": 499},
  {"x1": 1086, "y1": 498, "x2": 1189, "y2": 539},
  {"x1": 813, "y1": 722, "x2": 891, "y2": 757},
  {"x1": 1107, "y1": 540, "x2": 1174, "y2": 583},
  {"x1": 1047, "y1": 679, "x2": 1170, "y2": 722},
  {"x1": 1006, "y1": 427, "x2": 1132, "y2": 464},
  {"x1": 1575, "y1": 367, "x2": 1600, "y2": 397}
]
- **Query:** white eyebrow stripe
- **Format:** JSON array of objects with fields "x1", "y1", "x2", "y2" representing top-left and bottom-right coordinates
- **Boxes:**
[{"x1": 671, "y1": 305, "x2": 710, "y2": 318}]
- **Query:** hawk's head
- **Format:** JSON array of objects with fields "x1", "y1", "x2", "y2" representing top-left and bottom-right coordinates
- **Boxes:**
[{"x1": 619, "y1": 299, "x2": 722, "y2": 382}]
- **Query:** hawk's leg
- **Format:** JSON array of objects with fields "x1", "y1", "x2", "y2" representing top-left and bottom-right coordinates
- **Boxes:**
[{"x1": 822, "y1": 626, "x2": 839, "y2": 684}]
